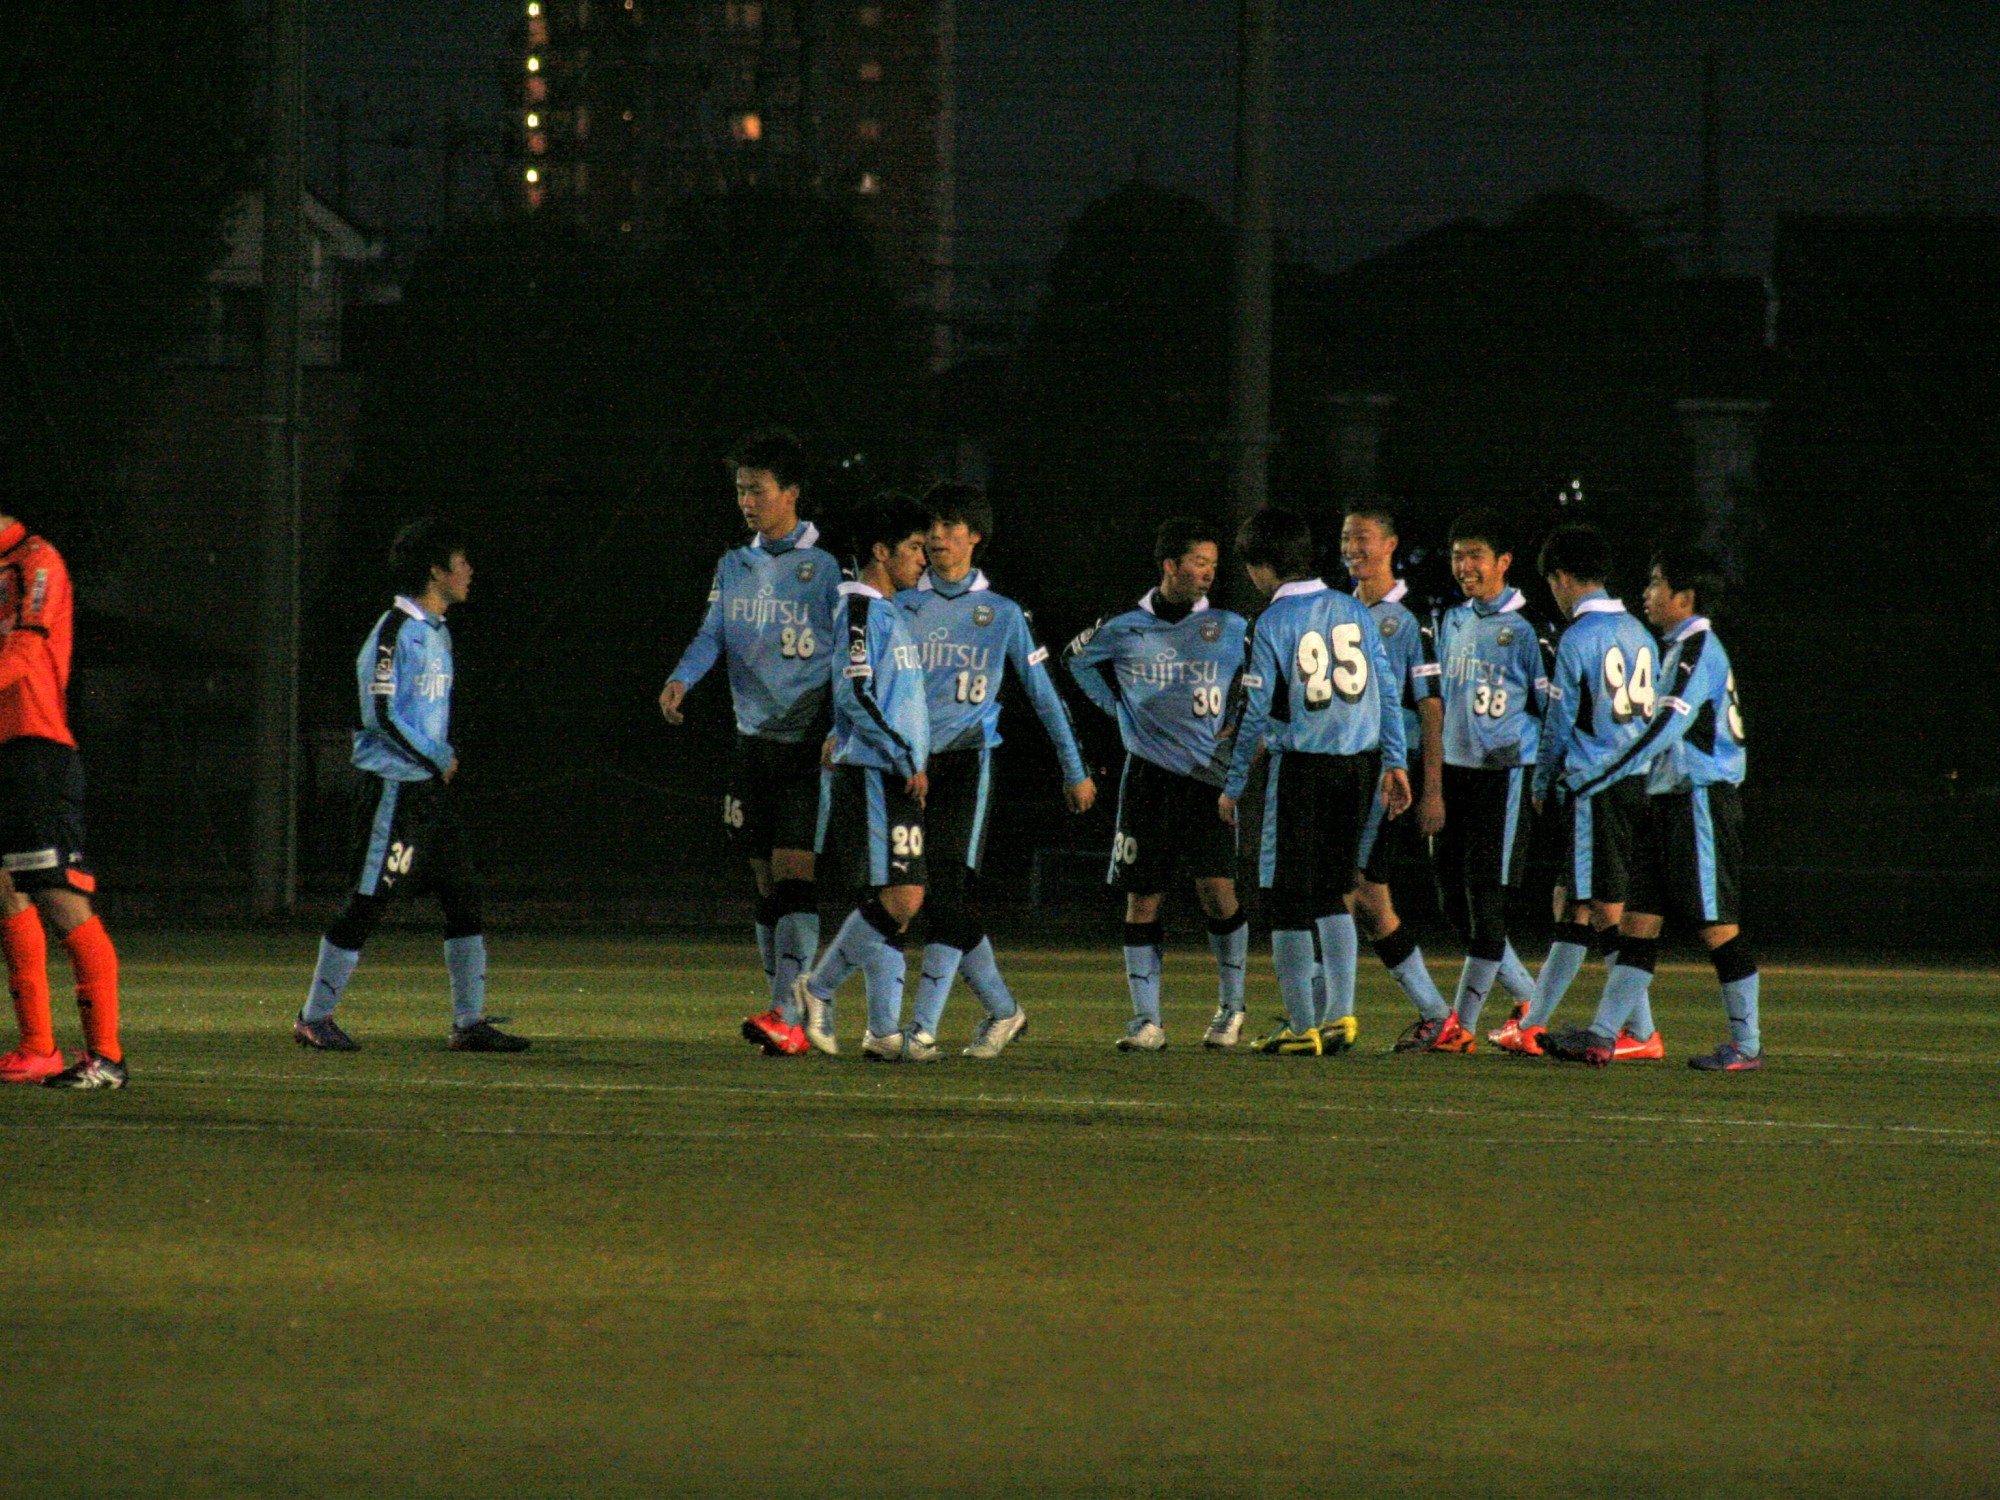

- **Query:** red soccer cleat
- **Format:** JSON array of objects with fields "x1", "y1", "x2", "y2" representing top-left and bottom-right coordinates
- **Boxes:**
[
  {"x1": 741, "y1": 1008, "x2": 808, "y2": 1056},
  {"x1": 1614, "y1": 1029, "x2": 1665, "y2": 1061},
  {"x1": 1489, "y1": 1011, "x2": 1546, "y2": 1056},
  {"x1": 0, "y1": 1045, "x2": 66, "y2": 1083},
  {"x1": 1426, "y1": 1015, "x2": 1478, "y2": 1054}
]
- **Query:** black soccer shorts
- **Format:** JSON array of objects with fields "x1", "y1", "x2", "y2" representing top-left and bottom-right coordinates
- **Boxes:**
[
  {"x1": 723, "y1": 732, "x2": 829, "y2": 861},
  {"x1": 349, "y1": 773, "x2": 477, "y2": 903},
  {"x1": 1434, "y1": 763, "x2": 1535, "y2": 894},
  {"x1": 1107, "y1": 753, "x2": 1237, "y2": 894},
  {"x1": 824, "y1": 762, "x2": 927, "y2": 893},
  {"x1": 1561, "y1": 774, "x2": 1649, "y2": 906},
  {"x1": 0, "y1": 736, "x2": 96, "y2": 896},
  {"x1": 1628, "y1": 782, "x2": 1744, "y2": 928},
  {"x1": 1257, "y1": 749, "x2": 1378, "y2": 913}
]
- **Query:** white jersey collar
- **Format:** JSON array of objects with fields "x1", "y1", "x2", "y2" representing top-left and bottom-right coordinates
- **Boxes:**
[
  {"x1": 918, "y1": 567, "x2": 990, "y2": 595},
  {"x1": 1667, "y1": 615, "x2": 1712, "y2": 645},
  {"x1": 1573, "y1": 592, "x2": 1625, "y2": 617},
  {"x1": 1380, "y1": 579, "x2": 1409, "y2": 606},
  {"x1": 1468, "y1": 586, "x2": 1525, "y2": 616},
  {"x1": 1272, "y1": 577, "x2": 1328, "y2": 602},
  {"x1": 393, "y1": 595, "x2": 436, "y2": 624},
  {"x1": 751, "y1": 520, "x2": 819, "y2": 552},
  {"x1": 1139, "y1": 588, "x2": 1210, "y2": 616},
  {"x1": 838, "y1": 580, "x2": 884, "y2": 600}
]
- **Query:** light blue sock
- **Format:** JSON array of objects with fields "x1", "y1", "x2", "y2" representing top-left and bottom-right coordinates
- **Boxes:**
[
  {"x1": 912, "y1": 942, "x2": 964, "y2": 1037},
  {"x1": 1207, "y1": 920, "x2": 1249, "y2": 1014},
  {"x1": 755, "y1": 920, "x2": 776, "y2": 995},
  {"x1": 1524, "y1": 940, "x2": 1589, "y2": 1029},
  {"x1": 1385, "y1": 945, "x2": 1450, "y2": 1022},
  {"x1": 1498, "y1": 941, "x2": 1537, "y2": 1002},
  {"x1": 959, "y1": 937, "x2": 1017, "y2": 1019},
  {"x1": 863, "y1": 940, "x2": 908, "y2": 1038},
  {"x1": 1625, "y1": 989, "x2": 1657, "y2": 1041},
  {"x1": 1723, "y1": 973, "x2": 1761, "y2": 1055},
  {"x1": 303, "y1": 939, "x2": 361, "y2": 1022},
  {"x1": 444, "y1": 935, "x2": 487, "y2": 1026},
  {"x1": 1272, "y1": 929, "x2": 1318, "y2": 1032},
  {"x1": 1310, "y1": 963, "x2": 1329, "y2": 1021},
  {"x1": 772, "y1": 910, "x2": 819, "y2": 1023},
  {"x1": 1453, "y1": 956, "x2": 1503, "y2": 1028},
  {"x1": 1589, "y1": 964, "x2": 1653, "y2": 1042},
  {"x1": 1315, "y1": 914, "x2": 1358, "y2": 1023},
  {"x1": 809, "y1": 907, "x2": 883, "y2": 1006},
  {"x1": 1124, "y1": 939, "x2": 1163, "y2": 1027}
]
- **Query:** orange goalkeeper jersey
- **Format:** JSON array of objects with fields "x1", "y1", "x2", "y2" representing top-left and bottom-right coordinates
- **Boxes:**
[{"x1": 0, "y1": 521, "x2": 76, "y2": 748}]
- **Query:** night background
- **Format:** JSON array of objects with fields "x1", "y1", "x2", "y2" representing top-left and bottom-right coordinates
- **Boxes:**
[{"x1": 4, "y1": 1, "x2": 1996, "y2": 946}]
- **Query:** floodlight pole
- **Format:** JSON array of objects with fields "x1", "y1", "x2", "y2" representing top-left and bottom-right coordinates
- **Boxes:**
[
  {"x1": 253, "y1": 0, "x2": 304, "y2": 916},
  {"x1": 1225, "y1": 0, "x2": 1276, "y2": 605}
]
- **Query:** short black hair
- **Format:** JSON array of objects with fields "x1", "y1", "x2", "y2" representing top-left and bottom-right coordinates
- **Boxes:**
[
  {"x1": 388, "y1": 517, "x2": 468, "y2": 598},
  {"x1": 851, "y1": 491, "x2": 932, "y2": 562},
  {"x1": 1650, "y1": 543, "x2": 1726, "y2": 613},
  {"x1": 924, "y1": 482, "x2": 993, "y2": 545},
  {"x1": 1153, "y1": 516, "x2": 1219, "y2": 569},
  {"x1": 1538, "y1": 523, "x2": 1611, "y2": 585},
  {"x1": 727, "y1": 428, "x2": 808, "y2": 493},
  {"x1": 1342, "y1": 500, "x2": 1399, "y2": 536},
  {"x1": 1448, "y1": 507, "x2": 1512, "y2": 557},
  {"x1": 1235, "y1": 506, "x2": 1316, "y2": 579}
]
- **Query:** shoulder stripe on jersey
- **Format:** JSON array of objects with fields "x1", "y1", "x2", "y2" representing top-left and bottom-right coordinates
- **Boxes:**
[
  {"x1": 367, "y1": 612, "x2": 448, "y2": 777},
  {"x1": 1571, "y1": 630, "x2": 1707, "y2": 798}
]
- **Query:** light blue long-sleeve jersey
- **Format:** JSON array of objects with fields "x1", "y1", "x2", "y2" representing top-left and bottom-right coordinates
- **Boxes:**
[
  {"x1": 831, "y1": 581, "x2": 929, "y2": 779},
  {"x1": 667, "y1": 521, "x2": 844, "y2": 743},
  {"x1": 1224, "y1": 578, "x2": 1406, "y2": 802},
  {"x1": 1534, "y1": 591, "x2": 1663, "y2": 801},
  {"x1": 353, "y1": 596, "x2": 454, "y2": 781},
  {"x1": 1361, "y1": 580, "x2": 1441, "y2": 755},
  {"x1": 1586, "y1": 617, "x2": 1745, "y2": 795},
  {"x1": 1064, "y1": 590, "x2": 1249, "y2": 787},
  {"x1": 894, "y1": 568, "x2": 1088, "y2": 785},
  {"x1": 1437, "y1": 586, "x2": 1553, "y2": 769}
]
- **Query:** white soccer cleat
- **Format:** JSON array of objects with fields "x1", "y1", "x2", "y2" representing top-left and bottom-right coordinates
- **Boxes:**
[
  {"x1": 861, "y1": 1029, "x2": 905, "y2": 1062},
  {"x1": 793, "y1": 973, "x2": 839, "y2": 1056},
  {"x1": 1202, "y1": 1007, "x2": 1245, "y2": 1049},
  {"x1": 1116, "y1": 1020, "x2": 1168, "y2": 1052},
  {"x1": 963, "y1": 1006, "x2": 1029, "y2": 1059},
  {"x1": 903, "y1": 1030, "x2": 941, "y2": 1063}
]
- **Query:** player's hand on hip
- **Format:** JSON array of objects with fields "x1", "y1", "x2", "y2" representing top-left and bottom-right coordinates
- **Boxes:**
[
  {"x1": 1065, "y1": 776, "x2": 1097, "y2": 814},
  {"x1": 820, "y1": 735, "x2": 837, "y2": 768},
  {"x1": 1217, "y1": 792, "x2": 1237, "y2": 826},
  {"x1": 659, "y1": 680, "x2": 687, "y2": 724},
  {"x1": 444, "y1": 756, "x2": 460, "y2": 783},
  {"x1": 907, "y1": 770, "x2": 929, "y2": 806},
  {"x1": 1416, "y1": 788, "x2": 1445, "y2": 837},
  {"x1": 1381, "y1": 768, "x2": 1412, "y2": 818}
]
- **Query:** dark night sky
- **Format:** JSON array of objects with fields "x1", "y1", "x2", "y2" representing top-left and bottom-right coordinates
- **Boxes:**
[{"x1": 306, "y1": 0, "x2": 2000, "y2": 277}]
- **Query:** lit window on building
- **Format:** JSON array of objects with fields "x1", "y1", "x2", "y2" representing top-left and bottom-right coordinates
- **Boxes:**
[
  {"x1": 525, "y1": 168, "x2": 540, "y2": 183},
  {"x1": 529, "y1": 132, "x2": 547, "y2": 154},
  {"x1": 528, "y1": 17, "x2": 548, "y2": 44},
  {"x1": 858, "y1": 172, "x2": 880, "y2": 195},
  {"x1": 526, "y1": 77, "x2": 547, "y2": 101},
  {"x1": 525, "y1": 112, "x2": 540, "y2": 128},
  {"x1": 526, "y1": 55, "x2": 541, "y2": 71},
  {"x1": 856, "y1": 119, "x2": 881, "y2": 141},
  {"x1": 733, "y1": 112, "x2": 762, "y2": 142},
  {"x1": 621, "y1": 221, "x2": 633, "y2": 233},
  {"x1": 527, "y1": 2, "x2": 540, "y2": 14},
  {"x1": 622, "y1": 109, "x2": 635, "y2": 122},
  {"x1": 857, "y1": 5, "x2": 881, "y2": 24},
  {"x1": 858, "y1": 61, "x2": 882, "y2": 81}
]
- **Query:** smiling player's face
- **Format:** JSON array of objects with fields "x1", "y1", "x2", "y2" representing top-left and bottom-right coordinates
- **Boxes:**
[
  {"x1": 1451, "y1": 539, "x2": 1509, "y2": 602},
  {"x1": 1339, "y1": 515, "x2": 1396, "y2": 585}
]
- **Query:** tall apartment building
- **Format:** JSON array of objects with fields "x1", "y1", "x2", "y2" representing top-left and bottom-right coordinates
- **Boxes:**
[{"x1": 509, "y1": 1, "x2": 954, "y2": 358}]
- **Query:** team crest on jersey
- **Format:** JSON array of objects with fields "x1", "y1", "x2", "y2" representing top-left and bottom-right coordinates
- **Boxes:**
[
  {"x1": 1380, "y1": 617, "x2": 1400, "y2": 638},
  {"x1": 972, "y1": 604, "x2": 995, "y2": 628},
  {"x1": 1497, "y1": 627, "x2": 1516, "y2": 646},
  {"x1": 1198, "y1": 618, "x2": 1223, "y2": 643},
  {"x1": 796, "y1": 561, "x2": 816, "y2": 583}
]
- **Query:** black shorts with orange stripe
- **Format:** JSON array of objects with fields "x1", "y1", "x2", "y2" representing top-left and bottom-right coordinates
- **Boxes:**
[{"x1": 0, "y1": 736, "x2": 96, "y2": 895}]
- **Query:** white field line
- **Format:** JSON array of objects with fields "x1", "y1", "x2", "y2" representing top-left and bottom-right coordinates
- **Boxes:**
[{"x1": 115, "y1": 1063, "x2": 1999, "y2": 1145}]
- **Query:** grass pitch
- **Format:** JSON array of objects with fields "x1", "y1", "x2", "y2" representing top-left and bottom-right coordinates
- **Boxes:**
[{"x1": 2, "y1": 930, "x2": 1996, "y2": 1499}]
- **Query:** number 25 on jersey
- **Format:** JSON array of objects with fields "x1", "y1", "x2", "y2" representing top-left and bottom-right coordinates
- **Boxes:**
[{"x1": 1296, "y1": 625, "x2": 1367, "y2": 709}]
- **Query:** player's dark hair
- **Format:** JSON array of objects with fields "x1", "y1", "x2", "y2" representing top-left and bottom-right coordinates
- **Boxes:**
[
  {"x1": 1448, "y1": 507, "x2": 1511, "y2": 557},
  {"x1": 727, "y1": 428, "x2": 808, "y2": 493},
  {"x1": 924, "y1": 482, "x2": 993, "y2": 546},
  {"x1": 1153, "y1": 516, "x2": 1219, "y2": 569},
  {"x1": 1538, "y1": 523, "x2": 1610, "y2": 585},
  {"x1": 388, "y1": 517, "x2": 468, "y2": 598},
  {"x1": 851, "y1": 491, "x2": 932, "y2": 562},
  {"x1": 1235, "y1": 506, "x2": 1316, "y2": 579},
  {"x1": 1651, "y1": 543, "x2": 1726, "y2": 613},
  {"x1": 1343, "y1": 499, "x2": 1398, "y2": 536}
]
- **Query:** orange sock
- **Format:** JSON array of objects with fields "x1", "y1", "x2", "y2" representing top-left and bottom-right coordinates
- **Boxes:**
[
  {"x1": 63, "y1": 915, "x2": 120, "y2": 1063},
  {"x1": 3, "y1": 905, "x2": 53, "y2": 1055}
]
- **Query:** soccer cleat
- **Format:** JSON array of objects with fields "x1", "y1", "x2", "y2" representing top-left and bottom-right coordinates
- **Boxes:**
[
  {"x1": 1202, "y1": 1007, "x2": 1245, "y2": 1049},
  {"x1": 861, "y1": 1029, "x2": 905, "y2": 1062},
  {"x1": 449, "y1": 1018, "x2": 532, "y2": 1053},
  {"x1": 792, "y1": 974, "x2": 839, "y2": 1056},
  {"x1": 1426, "y1": 1015, "x2": 1478, "y2": 1055},
  {"x1": 963, "y1": 1007, "x2": 1028, "y2": 1059},
  {"x1": 43, "y1": 1051, "x2": 128, "y2": 1090},
  {"x1": 1488, "y1": 1005, "x2": 1546, "y2": 1057},
  {"x1": 1541, "y1": 1026, "x2": 1613, "y2": 1067},
  {"x1": 293, "y1": 1013, "x2": 360, "y2": 1052},
  {"x1": 1317, "y1": 1015, "x2": 1358, "y2": 1054},
  {"x1": 1393, "y1": 1015, "x2": 1449, "y2": 1053},
  {"x1": 1614, "y1": 1029, "x2": 1665, "y2": 1061},
  {"x1": 1116, "y1": 1021, "x2": 1168, "y2": 1052},
  {"x1": 0, "y1": 1046, "x2": 66, "y2": 1084},
  {"x1": 903, "y1": 1030, "x2": 941, "y2": 1063},
  {"x1": 1254, "y1": 1022, "x2": 1322, "y2": 1056},
  {"x1": 742, "y1": 1007, "x2": 807, "y2": 1056},
  {"x1": 1688, "y1": 1042, "x2": 1763, "y2": 1072}
]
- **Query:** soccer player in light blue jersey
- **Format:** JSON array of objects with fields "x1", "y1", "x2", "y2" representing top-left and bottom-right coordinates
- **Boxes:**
[
  {"x1": 1066, "y1": 519, "x2": 1251, "y2": 1051},
  {"x1": 661, "y1": 432, "x2": 844, "y2": 1056},
  {"x1": 1338, "y1": 505, "x2": 1460, "y2": 1052},
  {"x1": 793, "y1": 493, "x2": 935, "y2": 1060},
  {"x1": 897, "y1": 484, "x2": 1096, "y2": 1059},
  {"x1": 1528, "y1": 524, "x2": 1667, "y2": 1066},
  {"x1": 1557, "y1": 547, "x2": 1762, "y2": 1071},
  {"x1": 294, "y1": 519, "x2": 529, "y2": 1055},
  {"x1": 1221, "y1": 508, "x2": 1410, "y2": 1056}
]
